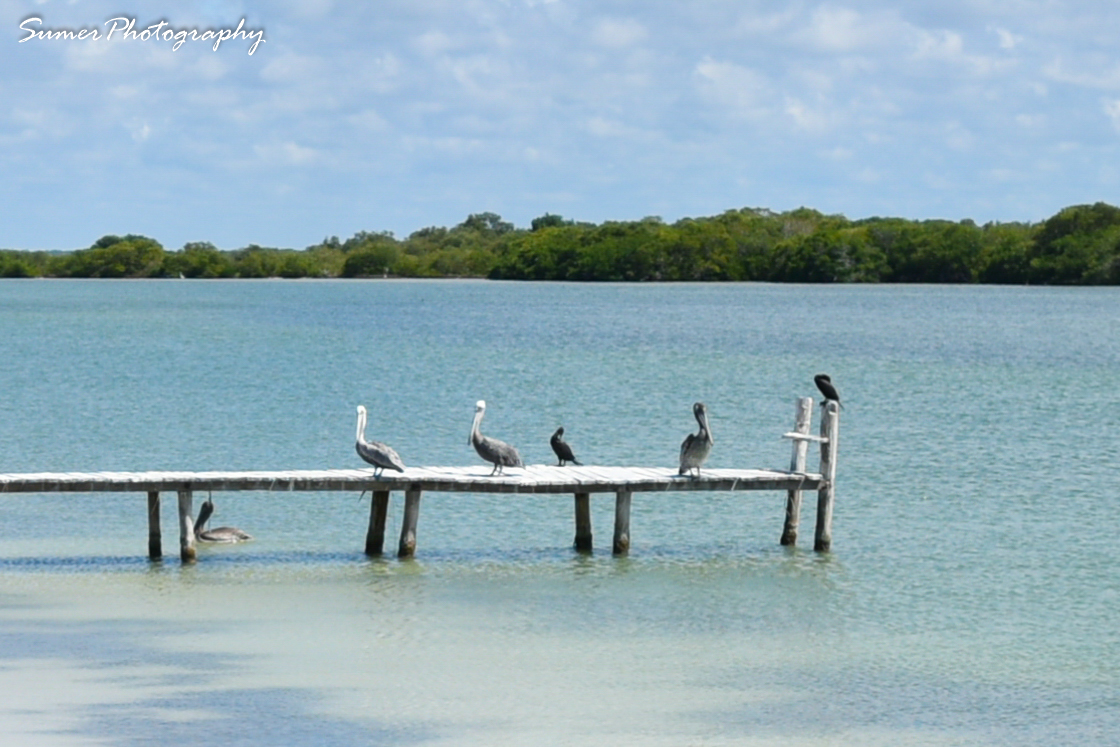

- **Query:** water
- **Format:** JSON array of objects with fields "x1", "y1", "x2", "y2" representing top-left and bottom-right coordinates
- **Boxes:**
[{"x1": 1, "y1": 279, "x2": 1118, "y2": 746}]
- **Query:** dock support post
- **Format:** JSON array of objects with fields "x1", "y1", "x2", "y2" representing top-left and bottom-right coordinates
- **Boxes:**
[
  {"x1": 398, "y1": 488, "x2": 422, "y2": 558},
  {"x1": 613, "y1": 491, "x2": 631, "y2": 555},
  {"x1": 147, "y1": 491, "x2": 162, "y2": 560},
  {"x1": 814, "y1": 401, "x2": 840, "y2": 552},
  {"x1": 781, "y1": 397, "x2": 814, "y2": 546},
  {"x1": 574, "y1": 492, "x2": 593, "y2": 552},
  {"x1": 177, "y1": 489, "x2": 196, "y2": 563},
  {"x1": 365, "y1": 490, "x2": 390, "y2": 556}
]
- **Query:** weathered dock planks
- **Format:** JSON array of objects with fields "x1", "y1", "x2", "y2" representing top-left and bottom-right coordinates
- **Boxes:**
[{"x1": 0, "y1": 465, "x2": 823, "y2": 495}]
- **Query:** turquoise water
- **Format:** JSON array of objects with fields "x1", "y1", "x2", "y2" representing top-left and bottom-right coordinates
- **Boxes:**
[{"x1": 1, "y1": 279, "x2": 1118, "y2": 745}]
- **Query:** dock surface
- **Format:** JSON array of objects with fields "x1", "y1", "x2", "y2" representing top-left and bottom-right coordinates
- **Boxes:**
[{"x1": 0, "y1": 465, "x2": 823, "y2": 494}]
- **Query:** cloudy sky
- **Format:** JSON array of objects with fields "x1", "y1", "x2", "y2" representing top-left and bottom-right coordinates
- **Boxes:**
[{"x1": 4, "y1": 0, "x2": 1120, "y2": 251}]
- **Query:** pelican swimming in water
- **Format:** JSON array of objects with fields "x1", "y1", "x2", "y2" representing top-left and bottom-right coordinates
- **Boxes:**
[
  {"x1": 470, "y1": 400, "x2": 523, "y2": 475},
  {"x1": 814, "y1": 374, "x2": 843, "y2": 409},
  {"x1": 355, "y1": 404, "x2": 405, "y2": 477},
  {"x1": 678, "y1": 402, "x2": 713, "y2": 478},
  {"x1": 550, "y1": 427, "x2": 581, "y2": 466},
  {"x1": 195, "y1": 498, "x2": 253, "y2": 543}
]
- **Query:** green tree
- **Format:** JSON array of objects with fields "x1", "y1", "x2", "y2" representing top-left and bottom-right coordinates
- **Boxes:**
[
  {"x1": 54, "y1": 235, "x2": 165, "y2": 277},
  {"x1": 1027, "y1": 203, "x2": 1120, "y2": 284},
  {"x1": 163, "y1": 242, "x2": 234, "y2": 278}
]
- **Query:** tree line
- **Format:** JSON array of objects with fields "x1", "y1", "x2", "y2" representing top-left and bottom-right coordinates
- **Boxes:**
[{"x1": 3, "y1": 202, "x2": 1120, "y2": 284}]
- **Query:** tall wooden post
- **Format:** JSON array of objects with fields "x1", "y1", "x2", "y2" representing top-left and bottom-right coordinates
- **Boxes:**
[
  {"x1": 365, "y1": 490, "x2": 390, "y2": 556},
  {"x1": 397, "y1": 488, "x2": 422, "y2": 558},
  {"x1": 814, "y1": 401, "x2": 840, "y2": 552},
  {"x1": 177, "y1": 489, "x2": 196, "y2": 563},
  {"x1": 147, "y1": 491, "x2": 162, "y2": 560},
  {"x1": 574, "y1": 492, "x2": 593, "y2": 552},
  {"x1": 781, "y1": 397, "x2": 814, "y2": 546},
  {"x1": 612, "y1": 491, "x2": 632, "y2": 555}
]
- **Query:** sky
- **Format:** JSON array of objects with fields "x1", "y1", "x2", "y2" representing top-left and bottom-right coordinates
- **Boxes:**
[{"x1": 4, "y1": 0, "x2": 1120, "y2": 251}]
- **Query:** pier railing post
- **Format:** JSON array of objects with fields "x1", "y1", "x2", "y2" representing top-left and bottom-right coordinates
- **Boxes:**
[
  {"x1": 574, "y1": 492, "x2": 593, "y2": 552},
  {"x1": 613, "y1": 491, "x2": 632, "y2": 555},
  {"x1": 397, "y1": 488, "x2": 422, "y2": 558},
  {"x1": 147, "y1": 490, "x2": 162, "y2": 560},
  {"x1": 781, "y1": 397, "x2": 814, "y2": 546},
  {"x1": 365, "y1": 490, "x2": 390, "y2": 556},
  {"x1": 814, "y1": 401, "x2": 840, "y2": 552},
  {"x1": 177, "y1": 489, "x2": 196, "y2": 563}
]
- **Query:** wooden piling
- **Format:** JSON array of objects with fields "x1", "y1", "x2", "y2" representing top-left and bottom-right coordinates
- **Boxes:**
[
  {"x1": 613, "y1": 491, "x2": 632, "y2": 555},
  {"x1": 177, "y1": 489, "x2": 196, "y2": 563},
  {"x1": 397, "y1": 488, "x2": 422, "y2": 558},
  {"x1": 574, "y1": 492, "x2": 593, "y2": 552},
  {"x1": 147, "y1": 491, "x2": 161, "y2": 560},
  {"x1": 781, "y1": 397, "x2": 814, "y2": 546},
  {"x1": 814, "y1": 401, "x2": 840, "y2": 552},
  {"x1": 365, "y1": 490, "x2": 390, "y2": 556}
]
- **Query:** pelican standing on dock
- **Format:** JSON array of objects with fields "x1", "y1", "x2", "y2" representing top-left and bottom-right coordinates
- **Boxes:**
[
  {"x1": 550, "y1": 427, "x2": 581, "y2": 466},
  {"x1": 470, "y1": 400, "x2": 523, "y2": 475},
  {"x1": 195, "y1": 498, "x2": 253, "y2": 543},
  {"x1": 355, "y1": 405, "x2": 406, "y2": 477},
  {"x1": 678, "y1": 402, "x2": 714, "y2": 478},
  {"x1": 814, "y1": 374, "x2": 843, "y2": 409}
]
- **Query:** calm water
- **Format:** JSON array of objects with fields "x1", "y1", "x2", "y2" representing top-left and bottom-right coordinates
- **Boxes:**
[{"x1": 1, "y1": 279, "x2": 1118, "y2": 746}]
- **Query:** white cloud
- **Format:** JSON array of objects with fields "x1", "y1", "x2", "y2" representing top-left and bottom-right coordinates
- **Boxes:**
[
  {"x1": 1044, "y1": 57, "x2": 1120, "y2": 90},
  {"x1": 793, "y1": 5, "x2": 905, "y2": 53},
  {"x1": 1104, "y1": 99, "x2": 1120, "y2": 132},
  {"x1": 733, "y1": 8, "x2": 798, "y2": 36},
  {"x1": 693, "y1": 57, "x2": 770, "y2": 118},
  {"x1": 254, "y1": 141, "x2": 320, "y2": 165},
  {"x1": 415, "y1": 30, "x2": 455, "y2": 56},
  {"x1": 785, "y1": 97, "x2": 832, "y2": 133},
  {"x1": 590, "y1": 18, "x2": 647, "y2": 48},
  {"x1": 993, "y1": 27, "x2": 1022, "y2": 50},
  {"x1": 127, "y1": 120, "x2": 151, "y2": 142},
  {"x1": 584, "y1": 116, "x2": 629, "y2": 137}
]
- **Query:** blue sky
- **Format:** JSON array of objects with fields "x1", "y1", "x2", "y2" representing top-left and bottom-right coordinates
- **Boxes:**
[{"x1": 4, "y1": 0, "x2": 1120, "y2": 251}]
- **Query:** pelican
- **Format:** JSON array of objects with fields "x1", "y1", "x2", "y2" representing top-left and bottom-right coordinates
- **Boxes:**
[
  {"x1": 678, "y1": 402, "x2": 713, "y2": 478},
  {"x1": 814, "y1": 374, "x2": 843, "y2": 409},
  {"x1": 195, "y1": 498, "x2": 252, "y2": 543},
  {"x1": 355, "y1": 404, "x2": 405, "y2": 477},
  {"x1": 550, "y1": 427, "x2": 581, "y2": 466},
  {"x1": 470, "y1": 400, "x2": 523, "y2": 475}
]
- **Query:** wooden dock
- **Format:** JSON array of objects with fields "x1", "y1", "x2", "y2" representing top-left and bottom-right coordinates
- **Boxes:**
[{"x1": 0, "y1": 400, "x2": 839, "y2": 561}]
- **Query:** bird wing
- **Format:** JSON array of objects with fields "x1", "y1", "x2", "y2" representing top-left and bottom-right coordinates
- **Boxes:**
[
  {"x1": 358, "y1": 440, "x2": 405, "y2": 471},
  {"x1": 680, "y1": 432, "x2": 696, "y2": 464},
  {"x1": 556, "y1": 439, "x2": 576, "y2": 462}
]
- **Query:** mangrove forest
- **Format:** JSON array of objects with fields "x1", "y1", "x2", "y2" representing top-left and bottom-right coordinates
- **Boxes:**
[{"x1": 3, "y1": 202, "x2": 1120, "y2": 284}]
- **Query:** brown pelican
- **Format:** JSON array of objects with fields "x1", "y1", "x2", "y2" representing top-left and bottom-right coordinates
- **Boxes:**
[
  {"x1": 470, "y1": 400, "x2": 523, "y2": 475},
  {"x1": 678, "y1": 402, "x2": 713, "y2": 478},
  {"x1": 814, "y1": 374, "x2": 843, "y2": 409},
  {"x1": 355, "y1": 405, "x2": 405, "y2": 477},
  {"x1": 550, "y1": 427, "x2": 581, "y2": 466},
  {"x1": 195, "y1": 498, "x2": 253, "y2": 543}
]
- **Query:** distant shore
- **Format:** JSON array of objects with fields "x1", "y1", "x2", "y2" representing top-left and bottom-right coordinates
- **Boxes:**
[{"x1": 3, "y1": 202, "x2": 1119, "y2": 284}]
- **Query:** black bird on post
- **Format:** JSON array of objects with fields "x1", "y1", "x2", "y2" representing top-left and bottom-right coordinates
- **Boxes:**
[
  {"x1": 550, "y1": 427, "x2": 581, "y2": 466},
  {"x1": 814, "y1": 374, "x2": 843, "y2": 409}
]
